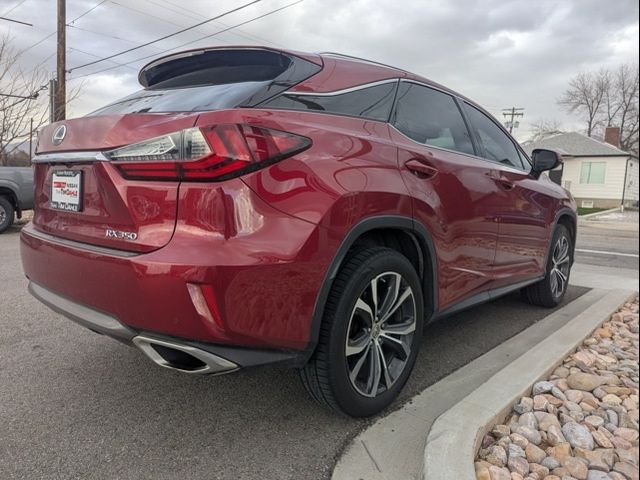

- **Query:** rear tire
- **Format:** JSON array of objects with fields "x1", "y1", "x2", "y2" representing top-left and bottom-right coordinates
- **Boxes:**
[
  {"x1": 300, "y1": 247, "x2": 424, "y2": 417},
  {"x1": 521, "y1": 224, "x2": 572, "y2": 307},
  {"x1": 0, "y1": 196, "x2": 15, "y2": 234}
]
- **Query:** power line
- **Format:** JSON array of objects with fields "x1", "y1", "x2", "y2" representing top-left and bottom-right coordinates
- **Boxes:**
[
  {"x1": 0, "y1": 95, "x2": 37, "y2": 110},
  {"x1": 0, "y1": 84, "x2": 47, "y2": 111},
  {"x1": 1, "y1": 1, "x2": 105, "y2": 119},
  {"x1": 67, "y1": 24, "x2": 165, "y2": 50},
  {"x1": 68, "y1": 46, "x2": 138, "y2": 71},
  {"x1": 104, "y1": 0, "x2": 235, "y2": 47},
  {"x1": 151, "y1": 0, "x2": 303, "y2": 53},
  {"x1": 68, "y1": 0, "x2": 304, "y2": 81},
  {"x1": 0, "y1": 0, "x2": 27, "y2": 17},
  {"x1": 109, "y1": 0, "x2": 197, "y2": 30},
  {"x1": 33, "y1": 51, "x2": 57, "y2": 69},
  {"x1": 67, "y1": 0, "x2": 263, "y2": 73},
  {"x1": 16, "y1": 31, "x2": 56, "y2": 57},
  {"x1": 0, "y1": 91, "x2": 39, "y2": 99},
  {"x1": 0, "y1": 16, "x2": 32, "y2": 26},
  {"x1": 110, "y1": 0, "x2": 245, "y2": 48},
  {"x1": 16, "y1": 0, "x2": 108, "y2": 58},
  {"x1": 67, "y1": 0, "x2": 107, "y2": 25},
  {"x1": 143, "y1": 0, "x2": 284, "y2": 48}
]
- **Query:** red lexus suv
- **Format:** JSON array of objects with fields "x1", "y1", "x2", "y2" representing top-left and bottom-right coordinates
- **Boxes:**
[{"x1": 21, "y1": 47, "x2": 576, "y2": 416}]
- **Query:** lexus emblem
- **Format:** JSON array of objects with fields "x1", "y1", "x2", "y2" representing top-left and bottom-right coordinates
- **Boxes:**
[{"x1": 52, "y1": 125, "x2": 67, "y2": 146}]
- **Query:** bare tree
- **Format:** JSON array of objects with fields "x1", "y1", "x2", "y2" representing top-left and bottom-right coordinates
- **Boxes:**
[
  {"x1": 559, "y1": 64, "x2": 639, "y2": 155},
  {"x1": 529, "y1": 118, "x2": 564, "y2": 142},
  {"x1": 609, "y1": 64, "x2": 639, "y2": 155},
  {"x1": 0, "y1": 35, "x2": 50, "y2": 166},
  {"x1": 558, "y1": 69, "x2": 609, "y2": 137}
]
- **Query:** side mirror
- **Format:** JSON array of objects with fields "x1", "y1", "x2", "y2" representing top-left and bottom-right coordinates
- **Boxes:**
[{"x1": 531, "y1": 148, "x2": 563, "y2": 176}]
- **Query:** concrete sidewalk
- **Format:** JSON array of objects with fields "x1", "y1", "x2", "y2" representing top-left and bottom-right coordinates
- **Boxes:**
[
  {"x1": 332, "y1": 264, "x2": 638, "y2": 480},
  {"x1": 571, "y1": 263, "x2": 639, "y2": 291},
  {"x1": 578, "y1": 209, "x2": 639, "y2": 232}
]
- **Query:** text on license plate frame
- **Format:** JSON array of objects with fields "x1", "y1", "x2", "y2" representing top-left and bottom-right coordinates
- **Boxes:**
[{"x1": 51, "y1": 170, "x2": 83, "y2": 212}]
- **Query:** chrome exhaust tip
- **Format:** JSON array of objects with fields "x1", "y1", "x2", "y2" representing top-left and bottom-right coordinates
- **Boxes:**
[{"x1": 132, "y1": 336, "x2": 239, "y2": 375}]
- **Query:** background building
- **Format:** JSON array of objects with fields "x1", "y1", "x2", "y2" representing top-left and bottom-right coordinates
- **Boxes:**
[{"x1": 524, "y1": 127, "x2": 638, "y2": 209}]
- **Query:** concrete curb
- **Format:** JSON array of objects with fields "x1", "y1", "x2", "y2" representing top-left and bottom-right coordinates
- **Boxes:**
[
  {"x1": 578, "y1": 207, "x2": 620, "y2": 219},
  {"x1": 421, "y1": 288, "x2": 637, "y2": 480}
]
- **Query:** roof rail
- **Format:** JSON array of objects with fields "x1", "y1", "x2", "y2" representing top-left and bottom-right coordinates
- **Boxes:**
[{"x1": 318, "y1": 51, "x2": 408, "y2": 74}]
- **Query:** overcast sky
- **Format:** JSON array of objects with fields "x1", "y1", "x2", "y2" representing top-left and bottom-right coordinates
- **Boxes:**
[{"x1": 1, "y1": 0, "x2": 638, "y2": 140}]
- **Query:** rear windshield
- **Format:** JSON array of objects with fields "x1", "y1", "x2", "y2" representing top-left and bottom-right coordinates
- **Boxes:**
[
  {"x1": 90, "y1": 81, "x2": 272, "y2": 115},
  {"x1": 89, "y1": 49, "x2": 321, "y2": 116}
]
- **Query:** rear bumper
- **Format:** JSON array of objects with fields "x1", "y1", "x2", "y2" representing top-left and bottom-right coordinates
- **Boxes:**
[
  {"x1": 27, "y1": 280, "x2": 307, "y2": 372},
  {"x1": 28, "y1": 281, "x2": 136, "y2": 342}
]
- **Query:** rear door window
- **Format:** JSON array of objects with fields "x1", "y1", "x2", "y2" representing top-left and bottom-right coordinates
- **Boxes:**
[
  {"x1": 462, "y1": 103, "x2": 525, "y2": 170},
  {"x1": 260, "y1": 82, "x2": 397, "y2": 122},
  {"x1": 391, "y1": 82, "x2": 475, "y2": 155}
]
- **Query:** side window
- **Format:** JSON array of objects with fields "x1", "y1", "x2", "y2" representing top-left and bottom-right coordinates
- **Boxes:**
[
  {"x1": 463, "y1": 103, "x2": 524, "y2": 169},
  {"x1": 391, "y1": 82, "x2": 475, "y2": 155},
  {"x1": 261, "y1": 82, "x2": 397, "y2": 122}
]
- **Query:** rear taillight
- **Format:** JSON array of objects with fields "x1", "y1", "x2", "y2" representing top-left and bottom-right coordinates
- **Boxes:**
[{"x1": 106, "y1": 124, "x2": 311, "y2": 182}]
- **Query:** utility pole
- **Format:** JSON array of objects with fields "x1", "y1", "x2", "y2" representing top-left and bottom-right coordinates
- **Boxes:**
[
  {"x1": 48, "y1": 78, "x2": 58, "y2": 123},
  {"x1": 29, "y1": 118, "x2": 34, "y2": 161},
  {"x1": 54, "y1": 0, "x2": 66, "y2": 121},
  {"x1": 502, "y1": 107, "x2": 524, "y2": 134}
]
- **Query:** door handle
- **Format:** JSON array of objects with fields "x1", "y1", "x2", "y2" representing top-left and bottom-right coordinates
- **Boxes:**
[
  {"x1": 496, "y1": 177, "x2": 515, "y2": 190},
  {"x1": 405, "y1": 159, "x2": 438, "y2": 179},
  {"x1": 486, "y1": 171, "x2": 515, "y2": 190}
]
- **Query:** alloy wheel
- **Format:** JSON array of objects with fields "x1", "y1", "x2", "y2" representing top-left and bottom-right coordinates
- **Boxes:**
[
  {"x1": 550, "y1": 236, "x2": 570, "y2": 298},
  {"x1": 0, "y1": 204, "x2": 6, "y2": 225},
  {"x1": 344, "y1": 271, "x2": 417, "y2": 398}
]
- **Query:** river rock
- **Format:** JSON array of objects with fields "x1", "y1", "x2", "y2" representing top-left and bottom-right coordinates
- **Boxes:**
[
  {"x1": 568, "y1": 373, "x2": 604, "y2": 392},
  {"x1": 563, "y1": 422, "x2": 595, "y2": 450}
]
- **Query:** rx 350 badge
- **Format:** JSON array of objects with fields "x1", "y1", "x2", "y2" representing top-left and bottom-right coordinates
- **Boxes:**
[{"x1": 105, "y1": 228, "x2": 138, "y2": 241}]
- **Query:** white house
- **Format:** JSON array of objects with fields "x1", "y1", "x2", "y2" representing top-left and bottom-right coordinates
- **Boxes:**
[{"x1": 523, "y1": 129, "x2": 639, "y2": 209}]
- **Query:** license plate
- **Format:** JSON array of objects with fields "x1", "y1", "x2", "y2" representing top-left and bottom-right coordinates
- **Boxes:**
[{"x1": 51, "y1": 170, "x2": 83, "y2": 212}]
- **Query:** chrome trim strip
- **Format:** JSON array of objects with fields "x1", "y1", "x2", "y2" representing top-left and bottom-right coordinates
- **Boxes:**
[
  {"x1": 132, "y1": 335, "x2": 239, "y2": 375},
  {"x1": 28, "y1": 282, "x2": 136, "y2": 341},
  {"x1": 23, "y1": 226, "x2": 140, "y2": 258},
  {"x1": 287, "y1": 79, "x2": 398, "y2": 97},
  {"x1": 31, "y1": 151, "x2": 109, "y2": 164}
]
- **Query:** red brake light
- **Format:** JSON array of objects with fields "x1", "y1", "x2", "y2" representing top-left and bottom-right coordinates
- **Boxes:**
[{"x1": 109, "y1": 124, "x2": 311, "y2": 182}]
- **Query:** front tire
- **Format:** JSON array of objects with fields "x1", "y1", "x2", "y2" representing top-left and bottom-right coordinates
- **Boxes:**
[
  {"x1": 0, "y1": 196, "x2": 15, "y2": 234},
  {"x1": 300, "y1": 247, "x2": 424, "y2": 417},
  {"x1": 522, "y1": 224, "x2": 572, "y2": 307}
]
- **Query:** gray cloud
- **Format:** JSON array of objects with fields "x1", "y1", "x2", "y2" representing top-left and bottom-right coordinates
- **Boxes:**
[{"x1": 1, "y1": 0, "x2": 638, "y2": 139}]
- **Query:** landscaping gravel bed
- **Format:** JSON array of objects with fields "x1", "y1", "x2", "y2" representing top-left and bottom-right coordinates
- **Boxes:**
[{"x1": 475, "y1": 296, "x2": 639, "y2": 480}]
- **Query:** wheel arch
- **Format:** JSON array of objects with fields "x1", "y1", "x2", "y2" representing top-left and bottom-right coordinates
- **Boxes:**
[
  {"x1": 0, "y1": 186, "x2": 18, "y2": 208},
  {"x1": 553, "y1": 208, "x2": 577, "y2": 265},
  {"x1": 303, "y1": 215, "x2": 438, "y2": 361}
]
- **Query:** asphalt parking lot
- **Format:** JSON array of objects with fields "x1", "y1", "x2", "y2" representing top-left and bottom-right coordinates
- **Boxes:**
[
  {"x1": 0, "y1": 222, "x2": 588, "y2": 480},
  {"x1": 575, "y1": 211, "x2": 639, "y2": 270}
]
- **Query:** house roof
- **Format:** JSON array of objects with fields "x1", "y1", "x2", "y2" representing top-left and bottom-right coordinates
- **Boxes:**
[{"x1": 522, "y1": 132, "x2": 632, "y2": 157}]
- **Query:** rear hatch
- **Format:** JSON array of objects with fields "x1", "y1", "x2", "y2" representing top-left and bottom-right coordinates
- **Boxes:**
[{"x1": 32, "y1": 48, "x2": 322, "y2": 253}]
